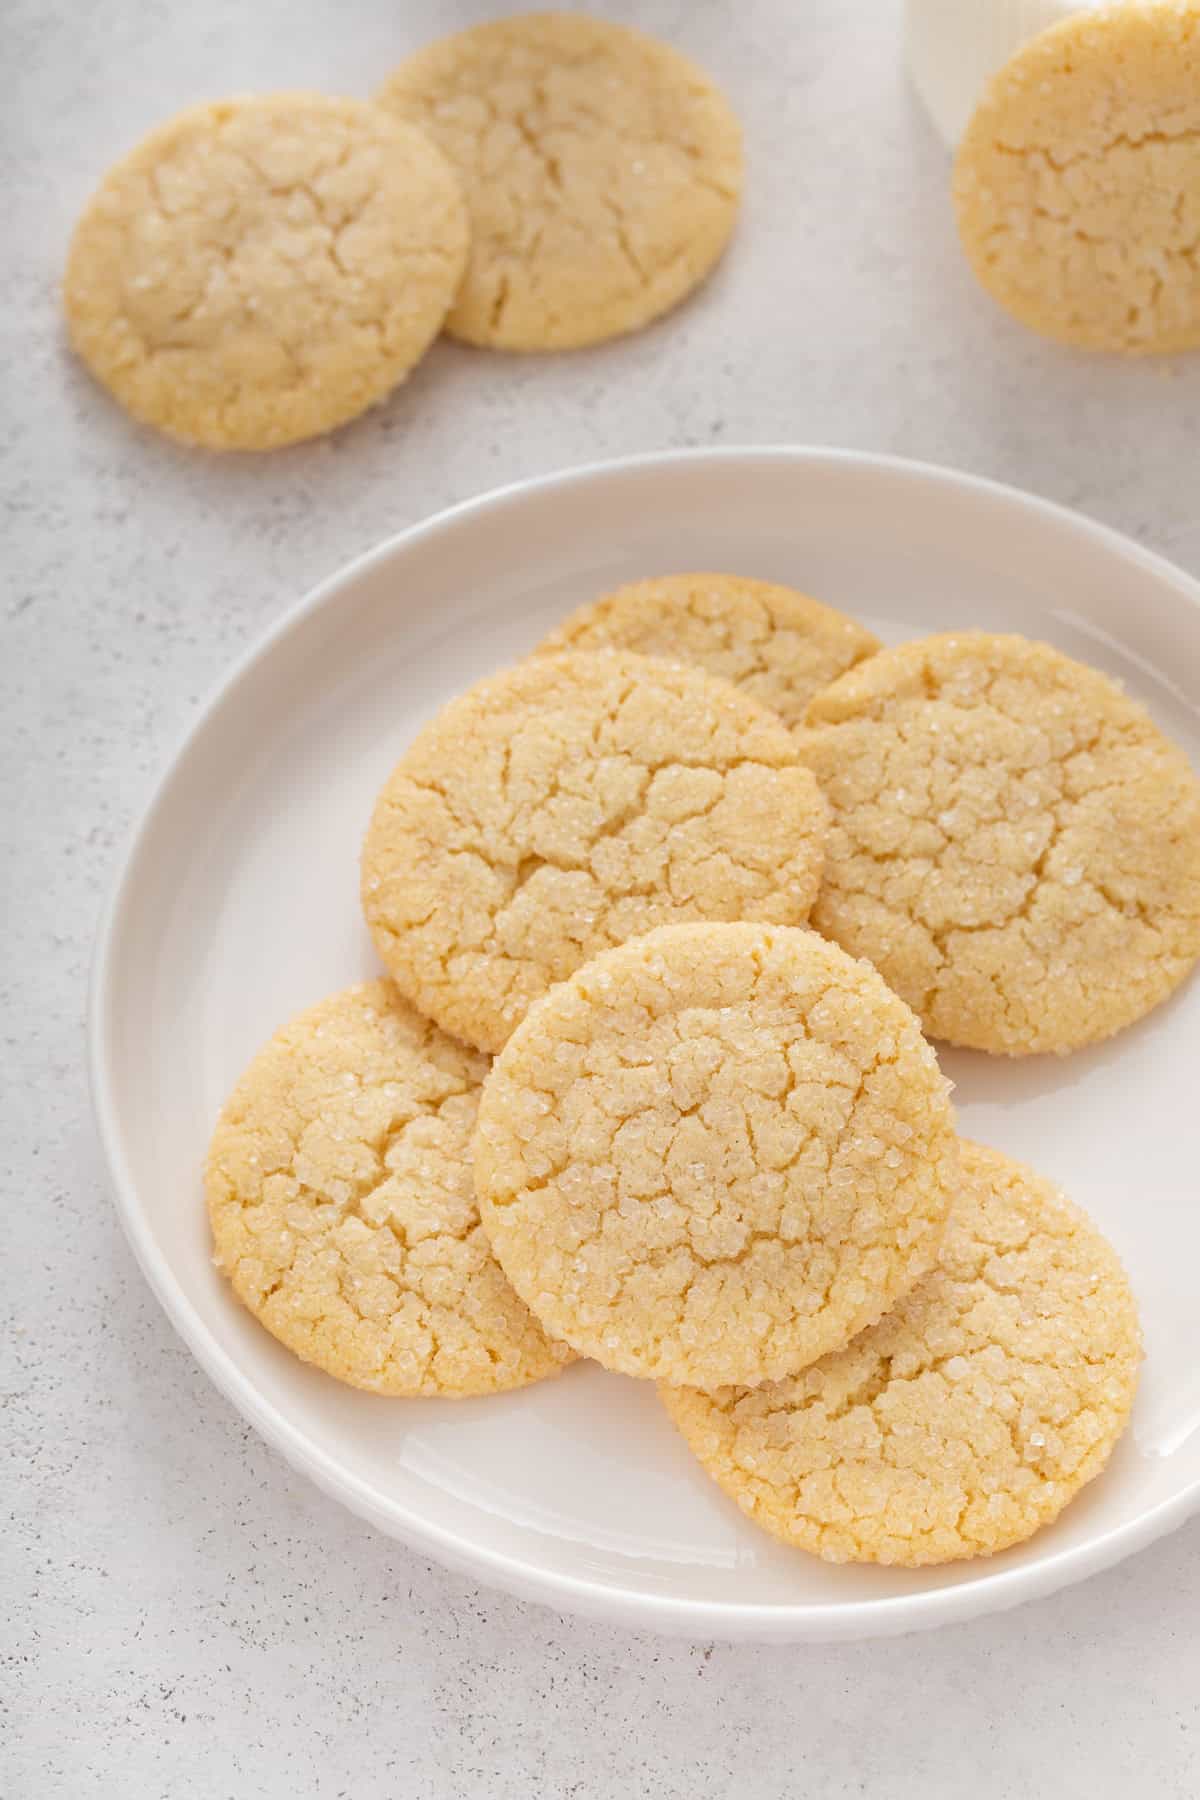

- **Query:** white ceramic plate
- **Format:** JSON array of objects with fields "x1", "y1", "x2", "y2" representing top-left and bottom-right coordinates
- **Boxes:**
[{"x1": 91, "y1": 449, "x2": 1200, "y2": 1642}]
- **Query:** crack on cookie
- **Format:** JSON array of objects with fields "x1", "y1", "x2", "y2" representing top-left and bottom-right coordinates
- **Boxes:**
[
  {"x1": 800, "y1": 637, "x2": 1200, "y2": 1051},
  {"x1": 206, "y1": 982, "x2": 571, "y2": 1394},
  {"x1": 364, "y1": 655, "x2": 828, "y2": 1051},
  {"x1": 954, "y1": 7, "x2": 1200, "y2": 352},
  {"x1": 539, "y1": 578, "x2": 881, "y2": 731},
  {"x1": 662, "y1": 1142, "x2": 1141, "y2": 1564},
  {"x1": 475, "y1": 926, "x2": 956, "y2": 1385},
  {"x1": 992, "y1": 121, "x2": 1200, "y2": 178},
  {"x1": 66, "y1": 98, "x2": 467, "y2": 446},
  {"x1": 376, "y1": 15, "x2": 741, "y2": 347}
]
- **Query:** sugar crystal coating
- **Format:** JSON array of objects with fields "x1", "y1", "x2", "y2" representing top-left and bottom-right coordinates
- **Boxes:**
[
  {"x1": 362, "y1": 651, "x2": 829, "y2": 1054},
  {"x1": 206, "y1": 980, "x2": 573, "y2": 1395},
  {"x1": 536, "y1": 572, "x2": 880, "y2": 728},
  {"x1": 377, "y1": 12, "x2": 742, "y2": 349},
  {"x1": 953, "y1": 3, "x2": 1200, "y2": 353},
  {"x1": 474, "y1": 921, "x2": 958, "y2": 1387},
  {"x1": 797, "y1": 631, "x2": 1200, "y2": 1054},
  {"x1": 662, "y1": 1140, "x2": 1141, "y2": 1565},
  {"x1": 64, "y1": 94, "x2": 468, "y2": 448}
]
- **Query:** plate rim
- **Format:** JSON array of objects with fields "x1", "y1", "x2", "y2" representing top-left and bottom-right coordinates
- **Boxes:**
[{"x1": 88, "y1": 444, "x2": 1200, "y2": 1642}]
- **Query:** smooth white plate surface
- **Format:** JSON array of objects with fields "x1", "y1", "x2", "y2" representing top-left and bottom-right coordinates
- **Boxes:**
[{"x1": 91, "y1": 449, "x2": 1200, "y2": 1642}]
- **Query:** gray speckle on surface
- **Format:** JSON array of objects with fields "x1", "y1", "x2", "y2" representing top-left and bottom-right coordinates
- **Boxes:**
[{"x1": 3, "y1": 1, "x2": 1198, "y2": 1795}]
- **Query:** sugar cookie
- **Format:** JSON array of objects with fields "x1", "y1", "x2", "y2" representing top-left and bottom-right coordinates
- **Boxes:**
[
  {"x1": 377, "y1": 13, "x2": 742, "y2": 349},
  {"x1": 205, "y1": 980, "x2": 573, "y2": 1395},
  {"x1": 361, "y1": 651, "x2": 829, "y2": 1054},
  {"x1": 797, "y1": 631, "x2": 1200, "y2": 1055},
  {"x1": 537, "y1": 573, "x2": 880, "y2": 728},
  {"x1": 953, "y1": 3, "x2": 1200, "y2": 352},
  {"x1": 662, "y1": 1141, "x2": 1140, "y2": 1565},
  {"x1": 64, "y1": 94, "x2": 468, "y2": 447},
  {"x1": 473, "y1": 922, "x2": 958, "y2": 1388}
]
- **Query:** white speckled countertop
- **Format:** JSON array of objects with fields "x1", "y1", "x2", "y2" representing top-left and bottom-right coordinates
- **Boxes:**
[{"x1": 5, "y1": 1, "x2": 1199, "y2": 1793}]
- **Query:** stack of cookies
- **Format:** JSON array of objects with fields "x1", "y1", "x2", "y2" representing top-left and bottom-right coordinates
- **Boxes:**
[{"x1": 207, "y1": 573, "x2": 1200, "y2": 1567}]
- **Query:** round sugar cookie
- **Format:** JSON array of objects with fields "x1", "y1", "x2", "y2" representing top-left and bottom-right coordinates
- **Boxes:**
[
  {"x1": 797, "y1": 631, "x2": 1200, "y2": 1055},
  {"x1": 953, "y1": 3, "x2": 1200, "y2": 352},
  {"x1": 536, "y1": 574, "x2": 880, "y2": 729},
  {"x1": 376, "y1": 13, "x2": 743, "y2": 349},
  {"x1": 361, "y1": 651, "x2": 829, "y2": 1055},
  {"x1": 473, "y1": 922, "x2": 959, "y2": 1388},
  {"x1": 662, "y1": 1141, "x2": 1141, "y2": 1566},
  {"x1": 64, "y1": 94, "x2": 469, "y2": 448},
  {"x1": 205, "y1": 980, "x2": 573, "y2": 1395}
]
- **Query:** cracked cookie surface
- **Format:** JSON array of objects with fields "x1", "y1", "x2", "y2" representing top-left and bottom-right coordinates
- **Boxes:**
[
  {"x1": 536, "y1": 573, "x2": 880, "y2": 729},
  {"x1": 473, "y1": 922, "x2": 958, "y2": 1387},
  {"x1": 64, "y1": 94, "x2": 468, "y2": 447},
  {"x1": 953, "y1": 3, "x2": 1200, "y2": 352},
  {"x1": 361, "y1": 651, "x2": 829, "y2": 1055},
  {"x1": 662, "y1": 1140, "x2": 1140, "y2": 1565},
  {"x1": 205, "y1": 980, "x2": 573, "y2": 1395},
  {"x1": 377, "y1": 13, "x2": 742, "y2": 349},
  {"x1": 797, "y1": 631, "x2": 1200, "y2": 1055}
]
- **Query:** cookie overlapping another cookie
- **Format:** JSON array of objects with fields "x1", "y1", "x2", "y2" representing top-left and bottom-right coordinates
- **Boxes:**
[
  {"x1": 65, "y1": 94, "x2": 469, "y2": 449},
  {"x1": 361, "y1": 650, "x2": 829, "y2": 1054},
  {"x1": 203, "y1": 584, "x2": 1178, "y2": 1570},
  {"x1": 662, "y1": 1141, "x2": 1141, "y2": 1566},
  {"x1": 474, "y1": 922, "x2": 959, "y2": 1388},
  {"x1": 206, "y1": 979, "x2": 573, "y2": 1395}
]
